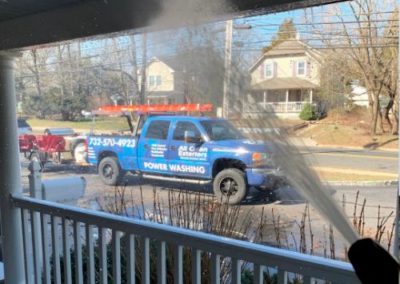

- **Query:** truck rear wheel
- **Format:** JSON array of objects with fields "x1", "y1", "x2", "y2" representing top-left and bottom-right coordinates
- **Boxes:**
[
  {"x1": 98, "y1": 157, "x2": 123, "y2": 186},
  {"x1": 213, "y1": 168, "x2": 247, "y2": 205}
]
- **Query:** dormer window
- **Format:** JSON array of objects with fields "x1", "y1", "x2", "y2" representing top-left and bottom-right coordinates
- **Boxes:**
[
  {"x1": 264, "y1": 62, "x2": 273, "y2": 78},
  {"x1": 297, "y1": 61, "x2": 306, "y2": 76}
]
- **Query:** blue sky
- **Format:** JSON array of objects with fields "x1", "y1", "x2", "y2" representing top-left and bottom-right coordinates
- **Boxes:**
[{"x1": 80, "y1": 1, "x2": 397, "y2": 70}]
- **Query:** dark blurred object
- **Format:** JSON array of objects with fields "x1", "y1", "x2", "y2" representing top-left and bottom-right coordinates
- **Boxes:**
[{"x1": 348, "y1": 238, "x2": 399, "y2": 284}]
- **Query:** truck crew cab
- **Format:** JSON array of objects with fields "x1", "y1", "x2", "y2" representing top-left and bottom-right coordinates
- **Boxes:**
[{"x1": 87, "y1": 104, "x2": 284, "y2": 204}]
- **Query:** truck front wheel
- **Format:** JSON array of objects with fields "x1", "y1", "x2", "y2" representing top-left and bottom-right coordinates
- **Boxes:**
[
  {"x1": 213, "y1": 168, "x2": 247, "y2": 205},
  {"x1": 98, "y1": 157, "x2": 123, "y2": 186}
]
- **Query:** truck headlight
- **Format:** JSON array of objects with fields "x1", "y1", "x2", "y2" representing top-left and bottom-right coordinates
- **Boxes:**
[{"x1": 252, "y1": 152, "x2": 268, "y2": 165}]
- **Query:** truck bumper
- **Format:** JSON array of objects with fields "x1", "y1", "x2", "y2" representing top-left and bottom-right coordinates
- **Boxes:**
[{"x1": 246, "y1": 167, "x2": 287, "y2": 190}]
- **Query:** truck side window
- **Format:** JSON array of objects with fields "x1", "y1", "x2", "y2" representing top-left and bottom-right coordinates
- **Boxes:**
[
  {"x1": 173, "y1": 121, "x2": 201, "y2": 141},
  {"x1": 145, "y1": 120, "x2": 170, "y2": 140}
]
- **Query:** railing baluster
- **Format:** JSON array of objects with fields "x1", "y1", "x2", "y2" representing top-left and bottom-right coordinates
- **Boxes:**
[
  {"x1": 21, "y1": 209, "x2": 33, "y2": 284},
  {"x1": 231, "y1": 258, "x2": 241, "y2": 284},
  {"x1": 62, "y1": 217, "x2": 72, "y2": 284},
  {"x1": 254, "y1": 264, "x2": 263, "y2": 284},
  {"x1": 211, "y1": 253, "x2": 220, "y2": 284},
  {"x1": 192, "y1": 249, "x2": 201, "y2": 284},
  {"x1": 74, "y1": 220, "x2": 83, "y2": 284},
  {"x1": 174, "y1": 245, "x2": 183, "y2": 284},
  {"x1": 41, "y1": 213, "x2": 51, "y2": 284},
  {"x1": 86, "y1": 224, "x2": 95, "y2": 284},
  {"x1": 277, "y1": 269, "x2": 287, "y2": 284},
  {"x1": 127, "y1": 234, "x2": 136, "y2": 284},
  {"x1": 30, "y1": 210, "x2": 41, "y2": 283},
  {"x1": 99, "y1": 227, "x2": 108, "y2": 284},
  {"x1": 142, "y1": 237, "x2": 150, "y2": 284},
  {"x1": 112, "y1": 230, "x2": 121, "y2": 284},
  {"x1": 157, "y1": 241, "x2": 166, "y2": 284},
  {"x1": 51, "y1": 216, "x2": 61, "y2": 284}
]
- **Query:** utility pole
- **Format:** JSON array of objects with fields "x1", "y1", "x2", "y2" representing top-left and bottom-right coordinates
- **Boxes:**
[
  {"x1": 222, "y1": 20, "x2": 233, "y2": 118},
  {"x1": 393, "y1": 8, "x2": 400, "y2": 259},
  {"x1": 140, "y1": 33, "x2": 147, "y2": 105}
]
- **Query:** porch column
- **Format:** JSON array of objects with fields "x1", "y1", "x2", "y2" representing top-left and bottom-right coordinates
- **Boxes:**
[
  {"x1": 285, "y1": 89, "x2": 289, "y2": 112},
  {"x1": 263, "y1": 91, "x2": 266, "y2": 109},
  {"x1": 0, "y1": 52, "x2": 24, "y2": 283},
  {"x1": 310, "y1": 89, "x2": 313, "y2": 103}
]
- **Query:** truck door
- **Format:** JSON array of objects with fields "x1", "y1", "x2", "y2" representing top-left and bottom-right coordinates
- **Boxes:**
[
  {"x1": 167, "y1": 121, "x2": 210, "y2": 178},
  {"x1": 137, "y1": 119, "x2": 171, "y2": 174}
]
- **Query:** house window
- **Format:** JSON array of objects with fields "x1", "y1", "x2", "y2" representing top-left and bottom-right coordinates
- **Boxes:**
[
  {"x1": 264, "y1": 63, "x2": 273, "y2": 78},
  {"x1": 297, "y1": 61, "x2": 306, "y2": 76},
  {"x1": 149, "y1": 75, "x2": 162, "y2": 86}
]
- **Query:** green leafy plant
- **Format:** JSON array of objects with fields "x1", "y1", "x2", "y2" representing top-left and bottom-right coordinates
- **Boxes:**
[{"x1": 299, "y1": 103, "x2": 317, "y2": 121}]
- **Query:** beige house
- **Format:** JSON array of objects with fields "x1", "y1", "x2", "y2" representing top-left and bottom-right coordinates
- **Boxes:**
[
  {"x1": 245, "y1": 39, "x2": 322, "y2": 117},
  {"x1": 143, "y1": 57, "x2": 186, "y2": 104}
]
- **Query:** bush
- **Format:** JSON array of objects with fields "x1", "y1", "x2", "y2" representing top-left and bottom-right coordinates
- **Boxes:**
[{"x1": 299, "y1": 103, "x2": 317, "y2": 121}]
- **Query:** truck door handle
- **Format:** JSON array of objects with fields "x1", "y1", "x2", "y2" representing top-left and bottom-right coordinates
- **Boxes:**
[
  {"x1": 170, "y1": 146, "x2": 177, "y2": 151},
  {"x1": 144, "y1": 144, "x2": 149, "y2": 149}
]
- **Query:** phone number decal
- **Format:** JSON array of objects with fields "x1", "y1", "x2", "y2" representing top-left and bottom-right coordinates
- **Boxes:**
[{"x1": 89, "y1": 137, "x2": 136, "y2": 148}]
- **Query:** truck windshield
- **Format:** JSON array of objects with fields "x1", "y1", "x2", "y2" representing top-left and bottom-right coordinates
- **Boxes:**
[{"x1": 200, "y1": 120, "x2": 245, "y2": 141}]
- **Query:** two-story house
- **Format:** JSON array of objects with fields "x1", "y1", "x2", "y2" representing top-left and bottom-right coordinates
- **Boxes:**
[
  {"x1": 245, "y1": 39, "x2": 322, "y2": 117},
  {"x1": 142, "y1": 57, "x2": 186, "y2": 105}
]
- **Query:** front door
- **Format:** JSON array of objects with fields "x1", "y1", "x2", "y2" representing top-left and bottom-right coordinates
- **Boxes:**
[{"x1": 167, "y1": 121, "x2": 210, "y2": 178}]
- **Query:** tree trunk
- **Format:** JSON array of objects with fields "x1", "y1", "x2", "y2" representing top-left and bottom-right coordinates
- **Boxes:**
[
  {"x1": 370, "y1": 94, "x2": 380, "y2": 135},
  {"x1": 383, "y1": 99, "x2": 394, "y2": 134},
  {"x1": 392, "y1": 99, "x2": 399, "y2": 135}
]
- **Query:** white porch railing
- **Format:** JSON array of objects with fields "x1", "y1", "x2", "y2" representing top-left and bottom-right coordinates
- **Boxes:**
[
  {"x1": 11, "y1": 194, "x2": 360, "y2": 284},
  {"x1": 244, "y1": 102, "x2": 310, "y2": 113}
]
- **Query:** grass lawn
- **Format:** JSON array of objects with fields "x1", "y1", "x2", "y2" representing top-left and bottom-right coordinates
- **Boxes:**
[{"x1": 28, "y1": 117, "x2": 131, "y2": 132}]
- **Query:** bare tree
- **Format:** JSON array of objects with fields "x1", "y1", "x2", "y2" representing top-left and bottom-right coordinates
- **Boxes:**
[{"x1": 308, "y1": 0, "x2": 398, "y2": 134}]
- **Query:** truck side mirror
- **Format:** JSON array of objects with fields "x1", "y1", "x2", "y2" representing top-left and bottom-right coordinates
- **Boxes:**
[{"x1": 184, "y1": 130, "x2": 201, "y2": 143}]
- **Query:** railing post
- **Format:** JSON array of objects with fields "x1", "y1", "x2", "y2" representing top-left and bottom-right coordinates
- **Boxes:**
[
  {"x1": 0, "y1": 51, "x2": 25, "y2": 283},
  {"x1": 29, "y1": 160, "x2": 43, "y2": 281},
  {"x1": 28, "y1": 161, "x2": 42, "y2": 198}
]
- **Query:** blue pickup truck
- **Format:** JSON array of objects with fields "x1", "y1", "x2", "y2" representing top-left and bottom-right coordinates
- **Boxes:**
[{"x1": 87, "y1": 114, "x2": 284, "y2": 204}]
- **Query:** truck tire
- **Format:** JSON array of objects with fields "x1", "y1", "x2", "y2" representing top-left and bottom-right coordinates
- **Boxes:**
[
  {"x1": 213, "y1": 168, "x2": 247, "y2": 205},
  {"x1": 98, "y1": 157, "x2": 123, "y2": 186}
]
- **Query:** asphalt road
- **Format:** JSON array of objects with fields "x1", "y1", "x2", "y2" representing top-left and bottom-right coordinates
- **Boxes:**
[{"x1": 298, "y1": 146, "x2": 398, "y2": 175}]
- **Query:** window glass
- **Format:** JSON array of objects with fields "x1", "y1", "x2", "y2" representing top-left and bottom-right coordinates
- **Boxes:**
[
  {"x1": 156, "y1": 75, "x2": 162, "y2": 86},
  {"x1": 173, "y1": 121, "x2": 201, "y2": 141},
  {"x1": 145, "y1": 120, "x2": 170, "y2": 140},
  {"x1": 264, "y1": 63, "x2": 273, "y2": 78},
  {"x1": 200, "y1": 120, "x2": 245, "y2": 141},
  {"x1": 149, "y1": 75, "x2": 155, "y2": 86},
  {"x1": 297, "y1": 61, "x2": 305, "y2": 75}
]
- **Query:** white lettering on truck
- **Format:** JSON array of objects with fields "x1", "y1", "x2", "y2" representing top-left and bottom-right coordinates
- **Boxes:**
[{"x1": 143, "y1": 162, "x2": 205, "y2": 174}]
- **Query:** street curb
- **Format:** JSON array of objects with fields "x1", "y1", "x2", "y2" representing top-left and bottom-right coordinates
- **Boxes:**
[{"x1": 324, "y1": 180, "x2": 398, "y2": 187}]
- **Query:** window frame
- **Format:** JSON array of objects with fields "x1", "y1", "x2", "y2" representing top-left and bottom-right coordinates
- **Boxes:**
[
  {"x1": 264, "y1": 62, "x2": 273, "y2": 78},
  {"x1": 297, "y1": 60, "x2": 306, "y2": 76},
  {"x1": 148, "y1": 75, "x2": 155, "y2": 87}
]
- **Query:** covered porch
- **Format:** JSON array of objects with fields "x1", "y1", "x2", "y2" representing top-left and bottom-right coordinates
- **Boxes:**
[{"x1": 244, "y1": 77, "x2": 318, "y2": 116}]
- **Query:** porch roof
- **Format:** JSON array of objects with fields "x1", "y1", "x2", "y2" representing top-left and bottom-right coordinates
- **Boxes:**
[
  {"x1": 251, "y1": 77, "x2": 319, "y2": 90},
  {"x1": 0, "y1": 0, "x2": 342, "y2": 51}
]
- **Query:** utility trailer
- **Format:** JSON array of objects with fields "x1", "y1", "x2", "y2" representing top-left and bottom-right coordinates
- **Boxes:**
[{"x1": 19, "y1": 128, "x2": 87, "y2": 168}]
